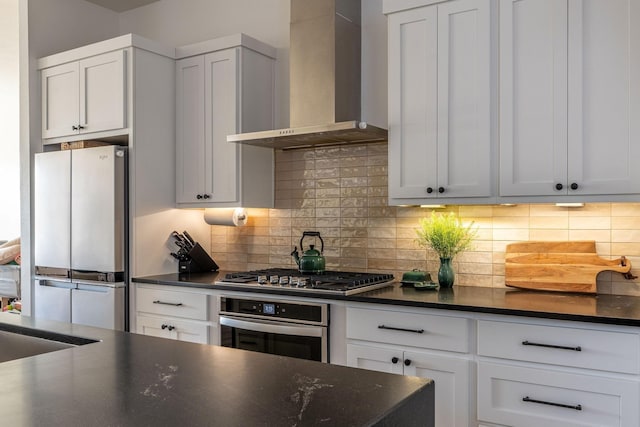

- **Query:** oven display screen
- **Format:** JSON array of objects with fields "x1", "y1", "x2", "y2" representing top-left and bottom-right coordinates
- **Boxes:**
[{"x1": 263, "y1": 303, "x2": 276, "y2": 315}]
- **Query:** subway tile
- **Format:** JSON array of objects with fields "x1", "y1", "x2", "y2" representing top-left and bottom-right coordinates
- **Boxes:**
[
  {"x1": 493, "y1": 228, "x2": 529, "y2": 241},
  {"x1": 492, "y1": 217, "x2": 530, "y2": 229},
  {"x1": 568, "y1": 203, "x2": 611, "y2": 217},
  {"x1": 530, "y1": 216, "x2": 569, "y2": 229},
  {"x1": 316, "y1": 197, "x2": 341, "y2": 208},
  {"x1": 529, "y1": 229, "x2": 569, "y2": 241},
  {"x1": 367, "y1": 175, "x2": 388, "y2": 187},
  {"x1": 529, "y1": 204, "x2": 569, "y2": 217},
  {"x1": 368, "y1": 217, "x2": 396, "y2": 228},
  {"x1": 341, "y1": 238, "x2": 368, "y2": 248},
  {"x1": 612, "y1": 243, "x2": 640, "y2": 257},
  {"x1": 341, "y1": 197, "x2": 367, "y2": 208},
  {"x1": 492, "y1": 205, "x2": 530, "y2": 217},
  {"x1": 368, "y1": 227, "x2": 396, "y2": 239},
  {"x1": 611, "y1": 203, "x2": 640, "y2": 216},
  {"x1": 341, "y1": 217, "x2": 368, "y2": 227},
  {"x1": 569, "y1": 216, "x2": 611, "y2": 230},
  {"x1": 612, "y1": 229, "x2": 640, "y2": 243},
  {"x1": 368, "y1": 238, "x2": 396, "y2": 249},
  {"x1": 338, "y1": 228, "x2": 365, "y2": 240},
  {"x1": 568, "y1": 229, "x2": 610, "y2": 242},
  {"x1": 206, "y1": 143, "x2": 640, "y2": 296},
  {"x1": 459, "y1": 205, "x2": 493, "y2": 218},
  {"x1": 611, "y1": 217, "x2": 640, "y2": 229}
]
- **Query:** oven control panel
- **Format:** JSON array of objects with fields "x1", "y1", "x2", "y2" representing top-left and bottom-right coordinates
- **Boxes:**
[{"x1": 220, "y1": 297, "x2": 328, "y2": 325}]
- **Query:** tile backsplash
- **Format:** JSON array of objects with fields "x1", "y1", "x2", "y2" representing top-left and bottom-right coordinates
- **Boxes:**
[{"x1": 209, "y1": 142, "x2": 640, "y2": 296}]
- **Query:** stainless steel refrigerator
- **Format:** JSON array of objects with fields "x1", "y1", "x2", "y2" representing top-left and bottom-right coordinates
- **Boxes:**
[{"x1": 34, "y1": 145, "x2": 126, "y2": 330}]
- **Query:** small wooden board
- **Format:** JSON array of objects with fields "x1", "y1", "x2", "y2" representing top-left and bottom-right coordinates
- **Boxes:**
[{"x1": 505, "y1": 241, "x2": 632, "y2": 294}]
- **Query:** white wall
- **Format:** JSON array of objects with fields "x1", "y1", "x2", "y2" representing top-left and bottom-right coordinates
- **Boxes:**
[
  {"x1": 119, "y1": 0, "x2": 291, "y2": 128},
  {"x1": 118, "y1": 0, "x2": 389, "y2": 129},
  {"x1": 0, "y1": 0, "x2": 20, "y2": 240}
]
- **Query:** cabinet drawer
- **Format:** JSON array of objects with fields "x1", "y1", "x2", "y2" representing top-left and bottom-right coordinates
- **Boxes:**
[
  {"x1": 478, "y1": 362, "x2": 639, "y2": 427},
  {"x1": 478, "y1": 320, "x2": 640, "y2": 374},
  {"x1": 137, "y1": 287, "x2": 208, "y2": 320},
  {"x1": 136, "y1": 314, "x2": 209, "y2": 345},
  {"x1": 347, "y1": 306, "x2": 470, "y2": 353}
]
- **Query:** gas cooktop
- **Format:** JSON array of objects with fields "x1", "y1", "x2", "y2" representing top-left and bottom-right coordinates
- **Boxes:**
[{"x1": 216, "y1": 268, "x2": 395, "y2": 296}]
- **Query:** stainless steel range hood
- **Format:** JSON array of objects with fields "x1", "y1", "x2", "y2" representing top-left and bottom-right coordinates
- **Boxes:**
[{"x1": 227, "y1": 0, "x2": 387, "y2": 150}]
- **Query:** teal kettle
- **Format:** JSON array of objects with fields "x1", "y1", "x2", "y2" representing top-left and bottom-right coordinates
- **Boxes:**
[{"x1": 291, "y1": 231, "x2": 326, "y2": 274}]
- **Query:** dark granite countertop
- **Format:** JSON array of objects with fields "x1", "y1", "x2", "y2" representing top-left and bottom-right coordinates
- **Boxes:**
[
  {"x1": 134, "y1": 272, "x2": 640, "y2": 327},
  {"x1": 0, "y1": 313, "x2": 433, "y2": 426}
]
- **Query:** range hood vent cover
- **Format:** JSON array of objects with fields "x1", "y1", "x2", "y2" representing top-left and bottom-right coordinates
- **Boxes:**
[{"x1": 228, "y1": 0, "x2": 387, "y2": 150}]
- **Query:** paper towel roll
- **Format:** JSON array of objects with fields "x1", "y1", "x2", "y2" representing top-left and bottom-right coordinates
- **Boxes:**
[{"x1": 203, "y1": 208, "x2": 248, "y2": 226}]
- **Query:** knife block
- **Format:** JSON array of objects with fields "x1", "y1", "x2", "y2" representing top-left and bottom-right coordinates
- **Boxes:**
[{"x1": 179, "y1": 243, "x2": 219, "y2": 273}]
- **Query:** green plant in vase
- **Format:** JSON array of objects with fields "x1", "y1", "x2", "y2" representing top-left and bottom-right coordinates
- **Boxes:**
[{"x1": 415, "y1": 212, "x2": 477, "y2": 288}]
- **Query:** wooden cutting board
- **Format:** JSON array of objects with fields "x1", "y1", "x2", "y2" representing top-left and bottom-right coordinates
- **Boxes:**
[{"x1": 505, "y1": 241, "x2": 633, "y2": 293}]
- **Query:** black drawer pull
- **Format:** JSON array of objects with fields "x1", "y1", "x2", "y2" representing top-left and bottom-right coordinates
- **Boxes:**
[
  {"x1": 523, "y1": 396, "x2": 582, "y2": 411},
  {"x1": 378, "y1": 325, "x2": 424, "y2": 334},
  {"x1": 522, "y1": 340, "x2": 581, "y2": 352},
  {"x1": 161, "y1": 324, "x2": 175, "y2": 331},
  {"x1": 153, "y1": 300, "x2": 183, "y2": 307}
]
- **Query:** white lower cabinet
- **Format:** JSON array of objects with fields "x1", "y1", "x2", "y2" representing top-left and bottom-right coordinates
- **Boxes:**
[
  {"x1": 346, "y1": 305, "x2": 473, "y2": 427},
  {"x1": 135, "y1": 285, "x2": 215, "y2": 345},
  {"x1": 136, "y1": 314, "x2": 209, "y2": 344},
  {"x1": 348, "y1": 344, "x2": 471, "y2": 427},
  {"x1": 478, "y1": 362, "x2": 639, "y2": 427},
  {"x1": 477, "y1": 317, "x2": 640, "y2": 427}
]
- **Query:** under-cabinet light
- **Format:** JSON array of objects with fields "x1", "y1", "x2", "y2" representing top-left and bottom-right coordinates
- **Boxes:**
[
  {"x1": 555, "y1": 203, "x2": 585, "y2": 208},
  {"x1": 420, "y1": 205, "x2": 446, "y2": 209}
]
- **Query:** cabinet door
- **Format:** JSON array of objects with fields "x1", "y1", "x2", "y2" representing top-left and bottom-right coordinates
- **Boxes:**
[
  {"x1": 41, "y1": 62, "x2": 79, "y2": 139},
  {"x1": 136, "y1": 314, "x2": 209, "y2": 344},
  {"x1": 205, "y1": 48, "x2": 240, "y2": 203},
  {"x1": 176, "y1": 55, "x2": 206, "y2": 203},
  {"x1": 436, "y1": 0, "x2": 492, "y2": 198},
  {"x1": 567, "y1": 0, "x2": 640, "y2": 195},
  {"x1": 499, "y1": 0, "x2": 568, "y2": 196},
  {"x1": 79, "y1": 50, "x2": 126, "y2": 135},
  {"x1": 388, "y1": 5, "x2": 438, "y2": 199},
  {"x1": 404, "y1": 350, "x2": 471, "y2": 427},
  {"x1": 346, "y1": 343, "x2": 404, "y2": 375}
]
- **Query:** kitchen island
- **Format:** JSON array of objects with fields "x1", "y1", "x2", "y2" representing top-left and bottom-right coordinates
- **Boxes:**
[{"x1": 0, "y1": 313, "x2": 434, "y2": 426}]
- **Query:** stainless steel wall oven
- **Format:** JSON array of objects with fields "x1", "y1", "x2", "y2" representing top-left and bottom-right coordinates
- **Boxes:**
[{"x1": 219, "y1": 296, "x2": 329, "y2": 362}]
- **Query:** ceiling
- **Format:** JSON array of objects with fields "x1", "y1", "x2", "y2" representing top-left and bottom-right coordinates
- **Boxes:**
[{"x1": 84, "y1": 0, "x2": 160, "y2": 12}]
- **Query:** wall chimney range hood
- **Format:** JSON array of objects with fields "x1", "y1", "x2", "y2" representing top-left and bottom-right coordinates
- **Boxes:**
[{"x1": 227, "y1": 0, "x2": 387, "y2": 150}]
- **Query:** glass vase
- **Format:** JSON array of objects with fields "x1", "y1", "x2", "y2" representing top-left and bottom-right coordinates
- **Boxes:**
[{"x1": 438, "y1": 257, "x2": 455, "y2": 288}]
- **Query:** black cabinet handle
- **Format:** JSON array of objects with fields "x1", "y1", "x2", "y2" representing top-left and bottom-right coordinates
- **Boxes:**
[
  {"x1": 161, "y1": 324, "x2": 175, "y2": 331},
  {"x1": 555, "y1": 183, "x2": 564, "y2": 190},
  {"x1": 404, "y1": 359, "x2": 412, "y2": 366},
  {"x1": 570, "y1": 182, "x2": 579, "y2": 190},
  {"x1": 378, "y1": 325, "x2": 424, "y2": 334},
  {"x1": 153, "y1": 300, "x2": 183, "y2": 307},
  {"x1": 72, "y1": 125, "x2": 79, "y2": 131},
  {"x1": 522, "y1": 340, "x2": 581, "y2": 352},
  {"x1": 438, "y1": 187, "x2": 445, "y2": 193},
  {"x1": 78, "y1": 125, "x2": 85, "y2": 130},
  {"x1": 523, "y1": 396, "x2": 582, "y2": 411},
  {"x1": 196, "y1": 194, "x2": 203, "y2": 199},
  {"x1": 426, "y1": 187, "x2": 433, "y2": 194},
  {"x1": 203, "y1": 194, "x2": 211, "y2": 199},
  {"x1": 391, "y1": 357, "x2": 399, "y2": 364}
]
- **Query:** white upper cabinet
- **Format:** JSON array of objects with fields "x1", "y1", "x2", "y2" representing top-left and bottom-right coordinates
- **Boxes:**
[
  {"x1": 499, "y1": 0, "x2": 640, "y2": 200},
  {"x1": 41, "y1": 50, "x2": 126, "y2": 140},
  {"x1": 175, "y1": 35, "x2": 276, "y2": 207},
  {"x1": 387, "y1": 0, "x2": 494, "y2": 205}
]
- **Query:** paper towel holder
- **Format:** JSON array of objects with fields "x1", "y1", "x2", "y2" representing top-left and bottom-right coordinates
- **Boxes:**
[{"x1": 203, "y1": 208, "x2": 248, "y2": 226}]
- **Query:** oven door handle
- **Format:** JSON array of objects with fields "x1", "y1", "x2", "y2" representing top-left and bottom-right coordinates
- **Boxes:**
[{"x1": 219, "y1": 315, "x2": 324, "y2": 338}]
